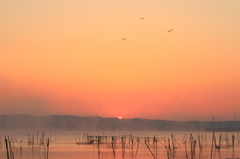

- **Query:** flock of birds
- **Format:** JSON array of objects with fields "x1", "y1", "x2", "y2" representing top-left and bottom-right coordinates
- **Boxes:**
[{"x1": 121, "y1": 18, "x2": 174, "y2": 40}]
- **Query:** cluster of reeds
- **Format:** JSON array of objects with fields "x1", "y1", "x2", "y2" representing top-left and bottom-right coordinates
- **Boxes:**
[
  {"x1": 74, "y1": 133, "x2": 90, "y2": 145},
  {"x1": 212, "y1": 131, "x2": 236, "y2": 150},
  {"x1": 5, "y1": 136, "x2": 14, "y2": 159},
  {"x1": 2, "y1": 137, "x2": 19, "y2": 159},
  {"x1": 75, "y1": 133, "x2": 177, "y2": 159},
  {"x1": 182, "y1": 132, "x2": 210, "y2": 159},
  {"x1": 27, "y1": 131, "x2": 44, "y2": 146},
  {"x1": 189, "y1": 134, "x2": 197, "y2": 159},
  {"x1": 3, "y1": 130, "x2": 53, "y2": 159},
  {"x1": 73, "y1": 131, "x2": 240, "y2": 159},
  {"x1": 181, "y1": 131, "x2": 239, "y2": 159},
  {"x1": 4, "y1": 136, "x2": 24, "y2": 159},
  {"x1": 162, "y1": 134, "x2": 181, "y2": 159},
  {"x1": 144, "y1": 136, "x2": 158, "y2": 159},
  {"x1": 32, "y1": 131, "x2": 53, "y2": 159}
]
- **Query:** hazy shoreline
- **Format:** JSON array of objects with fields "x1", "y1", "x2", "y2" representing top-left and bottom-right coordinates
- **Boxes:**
[{"x1": 0, "y1": 114, "x2": 239, "y2": 131}]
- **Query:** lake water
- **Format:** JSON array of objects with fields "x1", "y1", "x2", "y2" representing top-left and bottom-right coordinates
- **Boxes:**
[{"x1": 1, "y1": 130, "x2": 240, "y2": 159}]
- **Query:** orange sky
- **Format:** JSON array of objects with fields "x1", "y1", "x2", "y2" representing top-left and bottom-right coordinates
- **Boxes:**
[{"x1": 1, "y1": 0, "x2": 240, "y2": 121}]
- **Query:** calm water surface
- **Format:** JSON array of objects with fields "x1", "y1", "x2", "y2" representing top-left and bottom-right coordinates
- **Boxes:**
[{"x1": 1, "y1": 130, "x2": 240, "y2": 159}]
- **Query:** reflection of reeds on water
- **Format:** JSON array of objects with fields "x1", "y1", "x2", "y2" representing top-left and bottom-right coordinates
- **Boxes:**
[
  {"x1": 73, "y1": 133, "x2": 186, "y2": 159},
  {"x1": 4, "y1": 131, "x2": 240, "y2": 159}
]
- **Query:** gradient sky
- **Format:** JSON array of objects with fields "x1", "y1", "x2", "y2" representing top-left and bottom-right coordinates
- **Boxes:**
[{"x1": 1, "y1": 0, "x2": 240, "y2": 121}]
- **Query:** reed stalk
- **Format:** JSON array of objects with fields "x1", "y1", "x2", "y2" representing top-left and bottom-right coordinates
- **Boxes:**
[
  {"x1": 121, "y1": 136, "x2": 125, "y2": 157},
  {"x1": 232, "y1": 134, "x2": 235, "y2": 150},
  {"x1": 198, "y1": 135, "x2": 202, "y2": 149},
  {"x1": 5, "y1": 137, "x2": 10, "y2": 159},
  {"x1": 111, "y1": 136, "x2": 115, "y2": 158},
  {"x1": 154, "y1": 136, "x2": 157, "y2": 159},
  {"x1": 145, "y1": 140, "x2": 155, "y2": 159},
  {"x1": 184, "y1": 143, "x2": 188, "y2": 159},
  {"x1": 171, "y1": 134, "x2": 175, "y2": 152},
  {"x1": 168, "y1": 138, "x2": 171, "y2": 156},
  {"x1": 20, "y1": 140, "x2": 22, "y2": 157},
  {"x1": 46, "y1": 138, "x2": 50, "y2": 159},
  {"x1": 210, "y1": 131, "x2": 214, "y2": 159},
  {"x1": 131, "y1": 136, "x2": 134, "y2": 158},
  {"x1": 135, "y1": 137, "x2": 140, "y2": 158},
  {"x1": 98, "y1": 135, "x2": 100, "y2": 158}
]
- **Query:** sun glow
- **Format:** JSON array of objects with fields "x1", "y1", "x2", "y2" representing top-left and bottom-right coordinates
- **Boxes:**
[{"x1": 118, "y1": 117, "x2": 122, "y2": 119}]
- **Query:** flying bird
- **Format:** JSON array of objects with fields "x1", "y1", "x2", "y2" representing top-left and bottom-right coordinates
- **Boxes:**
[
  {"x1": 140, "y1": 18, "x2": 145, "y2": 20},
  {"x1": 168, "y1": 29, "x2": 174, "y2": 32},
  {"x1": 122, "y1": 38, "x2": 127, "y2": 40}
]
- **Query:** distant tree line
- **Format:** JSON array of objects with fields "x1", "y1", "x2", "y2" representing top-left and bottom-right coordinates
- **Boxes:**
[{"x1": 0, "y1": 114, "x2": 240, "y2": 131}]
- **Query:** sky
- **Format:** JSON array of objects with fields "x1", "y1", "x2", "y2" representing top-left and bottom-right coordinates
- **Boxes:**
[{"x1": 1, "y1": 0, "x2": 240, "y2": 121}]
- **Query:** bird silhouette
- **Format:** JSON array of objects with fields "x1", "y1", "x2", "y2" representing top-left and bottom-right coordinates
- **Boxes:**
[
  {"x1": 140, "y1": 18, "x2": 145, "y2": 20},
  {"x1": 122, "y1": 38, "x2": 127, "y2": 40},
  {"x1": 168, "y1": 29, "x2": 174, "y2": 32}
]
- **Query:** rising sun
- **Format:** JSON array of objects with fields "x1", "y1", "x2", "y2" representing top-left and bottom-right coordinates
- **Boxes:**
[{"x1": 118, "y1": 117, "x2": 122, "y2": 119}]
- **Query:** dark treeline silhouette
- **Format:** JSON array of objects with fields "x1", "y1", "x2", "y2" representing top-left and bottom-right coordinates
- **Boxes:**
[{"x1": 0, "y1": 114, "x2": 240, "y2": 131}]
